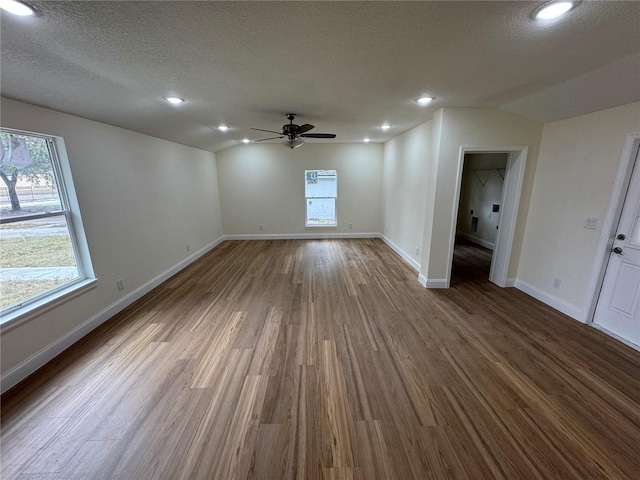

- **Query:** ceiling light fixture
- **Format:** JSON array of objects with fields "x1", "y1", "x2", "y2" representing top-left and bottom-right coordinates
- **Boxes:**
[
  {"x1": 218, "y1": 125, "x2": 229, "y2": 132},
  {"x1": 417, "y1": 96, "x2": 433, "y2": 105},
  {"x1": 0, "y1": 0, "x2": 35, "y2": 16},
  {"x1": 534, "y1": 1, "x2": 575, "y2": 20},
  {"x1": 363, "y1": 138, "x2": 371, "y2": 143},
  {"x1": 165, "y1": 96, "x2": 184, "y2": 104},
  {"x1": 282, "y1": 137, "x2": 304, "y2": 149},
  {"x1": 242, "y1": 138, "x2": 250, "y2": 144},
  {"x1": 380, "y1": 123, "x2": 391, "y2": 130}
]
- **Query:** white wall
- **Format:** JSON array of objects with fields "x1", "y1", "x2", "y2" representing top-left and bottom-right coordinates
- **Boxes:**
[
  {"x1": 216, "y1": 143, "x2": 383, "y2": 236},
  {"x1": 382, "y1": 120, "x2": 432, "y2": 268},
  {"x1": 4, "y1": 97, "x2": 637, "y2": 388},
  {"x1": 457, "y1": 153, "x2": 508, "y2": 249},
  {"x1": 0, "y1": 97, "x2": 223, "y2": 382},
  {"x1": 518, "y1": 102, "x2": 640, "y2": 319},
  {"x1": 420, "y1": 108, "x2": 543, "y2": 285}
]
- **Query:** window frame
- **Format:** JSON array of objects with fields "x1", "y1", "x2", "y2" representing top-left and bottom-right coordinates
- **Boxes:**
[
  {"x1": 304, "y1": 169, "x2": 338, "y2": 228},
  {"x1": 0, "y1": 128, "x2": 96, "y2": 329}
]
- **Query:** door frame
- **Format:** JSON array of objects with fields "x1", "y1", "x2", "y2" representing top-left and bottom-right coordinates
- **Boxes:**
[
  {"x1": 585, "y1": 132, "x2": 640, "y2": 324},
  {"x1": 447, "y1": 145, "x2": 528, "y2": 287}
]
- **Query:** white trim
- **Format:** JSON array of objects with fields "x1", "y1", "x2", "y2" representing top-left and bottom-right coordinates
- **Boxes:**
[
  {"x1": 425, "y1": 278, "x2": 448, "y2": 288},
  {"x1": 223, "y1": 232, "x2": 379, "y2": 241},
  {"x1": 490, "y1": 148, "x2": 527, "y2": 287},
  {"x1": 514, "y1": 279, "x2": 583, "y2": 322},
  {"x1": 446, "y1": 146, "x2": 527, "y2": 289},
  {"x1": 591, "y1": 324, "x2": 640, "y2": 353},
  {"x1": 380, "y1": 235, "x2": 420, "y2": 272},
  {"x1": 583, "y1": 132, "x2": 640, "y2": 325},
  {"x1": 0, "y1": 236, "x2": 224, "y2": 394},
  {"x1": 0, "y1": 278, "x2": 97, "y2": 332},
  {"x1": 505, "y1": 277, "x2": 516, "y2": 288},
  {"x1": 456, "y1": 232, "x2": 495, "y2": 250},
  {"x1": 418, "y1": 273, "x2": 428, "y2": 287}
]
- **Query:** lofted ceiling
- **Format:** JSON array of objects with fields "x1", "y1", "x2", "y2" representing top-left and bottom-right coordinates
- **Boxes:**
[{"x1": 1, "y1": 1, "x2": 639, "y2": 153}]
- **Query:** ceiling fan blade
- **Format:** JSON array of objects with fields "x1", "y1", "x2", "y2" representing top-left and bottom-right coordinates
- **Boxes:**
[
  {"x1": 254, "y1": 136, "x2": 284, "y2": 142},
  {"x1": 296, "y1": 123, "x2": 315, "y2": 134},
  {"x1": 251, "y1": 128, "x2": 284, "y2": 135},
  {"x1": 300, "y1": 133, "x2": 336, "y2": 138}
]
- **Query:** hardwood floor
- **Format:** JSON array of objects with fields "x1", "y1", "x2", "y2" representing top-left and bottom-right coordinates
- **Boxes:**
[{"x1": 2, "y1": 239, "x2": 640, "y2": 479}]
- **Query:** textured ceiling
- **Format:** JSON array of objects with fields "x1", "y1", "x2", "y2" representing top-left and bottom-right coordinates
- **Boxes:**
[{"x1": 1, "y1": 1, "x2": 639, "y2": 152}]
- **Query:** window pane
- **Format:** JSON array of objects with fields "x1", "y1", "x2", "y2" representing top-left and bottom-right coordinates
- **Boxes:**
[
  {"x1": 306, "y1": 198, "x2": 336, "y2": 226},
  {"x1": 0, "y1": 132, "x2": 63, "y2": 218},
  {"x1": 0, "y1": 215, "x2": 79, "y2": 311},
  {"x1": 305, "y1": 170, "x2": 337, "y2": 198}
]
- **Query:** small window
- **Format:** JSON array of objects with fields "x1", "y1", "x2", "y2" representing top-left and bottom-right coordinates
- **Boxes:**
[
  {"x1": 0, "y1": 129, "x2": 93, "y2": 322},
  {"x1": 305, "y1": 169, "x2": 337, "y2": 227}
]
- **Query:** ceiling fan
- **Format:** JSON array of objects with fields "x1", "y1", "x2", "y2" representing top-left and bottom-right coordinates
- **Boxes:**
[{"x1": 251, "y1": 113, "x2": 336, "y2": 149}]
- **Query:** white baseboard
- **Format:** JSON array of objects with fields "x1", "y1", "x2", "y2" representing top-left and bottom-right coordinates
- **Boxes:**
[
  {"x1": 505, "y1": 277, "x2": 516, "y2": 288},
  {"x1": 591, "y1": 324, "x2": 640, "y2": 352},
  {"x1": 1, "y1": 236, "x2": 225, "y2": 394},
  {"x1": 456, "y1": 232, "x2": 495, "y2": 250},
  {"x1": 223, "y1": 232, "x2": 379, "y2": 241},
  {"x1": 514, "y1": 279, "x2": 583, "y2": 322},
  {"x1": 417, "y1": 273, "x2": 448, "y2": 288},
  {"x1": 425, "y1": 278, "x2": 448, "y2": 288},
  {"x1": 379, "y1": 235, "x2": 420, "y2": 272}
]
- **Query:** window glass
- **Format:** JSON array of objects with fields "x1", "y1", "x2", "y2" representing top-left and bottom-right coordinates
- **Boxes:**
[
  {"x1": 0, "y1": 216, "x2": 79, "y2": 310},
  {"x1": 1, "y1": 130, "x2": 87, "y2": 318},
  {"x1": 305, "y1": 170, "x2": 337, "y2": 227},
  {"x1": 0, "y1": 133, "x2": 63, "y2": 216}
]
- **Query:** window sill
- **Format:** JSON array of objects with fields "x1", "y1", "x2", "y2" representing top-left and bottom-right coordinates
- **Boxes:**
[
  {"x1": 0, "y1": 278, "x2": 98, "y2": 333},
  {"x1": 305, "y1": 224, "x2": 338, "y2": 228}
]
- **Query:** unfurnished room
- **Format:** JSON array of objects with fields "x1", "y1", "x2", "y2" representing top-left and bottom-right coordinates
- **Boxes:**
[{"x1": 1, "y1": 1, "x2": 640, "y2": 479}]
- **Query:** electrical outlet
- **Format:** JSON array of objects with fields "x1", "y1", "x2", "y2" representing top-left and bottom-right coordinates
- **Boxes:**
[
  {"x1": 116, "y1": 279, "x2": 124, "y2": 291},
  {"x1": 259, "y1": 224, "x2": 263, "y2": 231},
  {"x1": 415, "y1": 247, "x2": 420, "y2": 255},
  {"x1": 553, "y1": 278, "x2": 561, "y2": 289},
  {"x1": 186, "y1": 244, "x2": 190, "y2": 252},
  {"x1": 349, "y1": 223, "x2": 353, "y2": 229}
]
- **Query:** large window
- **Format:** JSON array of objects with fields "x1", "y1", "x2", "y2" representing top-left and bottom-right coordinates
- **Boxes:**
[
  {"x1": 0, "y1": 128, "x2": 93, "y2": 323},
  {"x1": 305, "y1": 169, "x2": 337, "y2": 227}
]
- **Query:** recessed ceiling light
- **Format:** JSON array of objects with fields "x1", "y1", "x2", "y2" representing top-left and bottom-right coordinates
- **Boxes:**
[
  {"x1": 363, "y1": 138, "x2": 371, "y2": 143},
  {"x1": 165, "y1": 97, "x2": 184, "y2": 104},
  {"x1": 242, "y1": 138, "x2": 250, "y2": 144},
  {"x1": 218, "y1": 125, "x2": 229, "y2": 132},
  {"x1": 417, "y1": 96, "x2": 433, "y2": 105},
  {"x1": 380, "y1": 123, "x2": 391, "y2": 130},
  {"x1": 0, "y1": 0, "x2": 35, "y2": 16},
  {"x1": 534, "y1": 1, "x2": 575, "y2": 20}
]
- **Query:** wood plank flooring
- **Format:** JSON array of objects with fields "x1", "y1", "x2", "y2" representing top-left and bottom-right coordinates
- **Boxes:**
[{"x1": 2, "y1": 238, "x2": 640, "y2": 479}]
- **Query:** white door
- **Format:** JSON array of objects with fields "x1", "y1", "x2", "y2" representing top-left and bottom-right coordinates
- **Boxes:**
[{"x1": 594, "y1": 144, "x2": 640, "y2": 346}]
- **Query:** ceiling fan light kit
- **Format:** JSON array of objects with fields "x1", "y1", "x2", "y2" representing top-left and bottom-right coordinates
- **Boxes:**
[
  {"x1": 282, "y1": 137, "x2": 305, "y2": 149},
  {"x1": 252, "y1": 113, "x2": 336, "y2": 149}
]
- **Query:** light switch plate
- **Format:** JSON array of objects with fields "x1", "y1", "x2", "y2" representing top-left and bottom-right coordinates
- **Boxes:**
[{"x1": 583, "y1": 217, "x2": 598, "y2": 230}]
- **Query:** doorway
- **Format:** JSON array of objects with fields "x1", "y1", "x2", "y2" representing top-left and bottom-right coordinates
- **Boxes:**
[
  {"x1": 447, "y1": 146, "x2": 528, "y2": 288},
  {"x1": 589, "y1": 134, "x2": 640, "y2": 347},
  {"x1": 452, "y1": 153, "x2": 507, "y2": 284}
]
